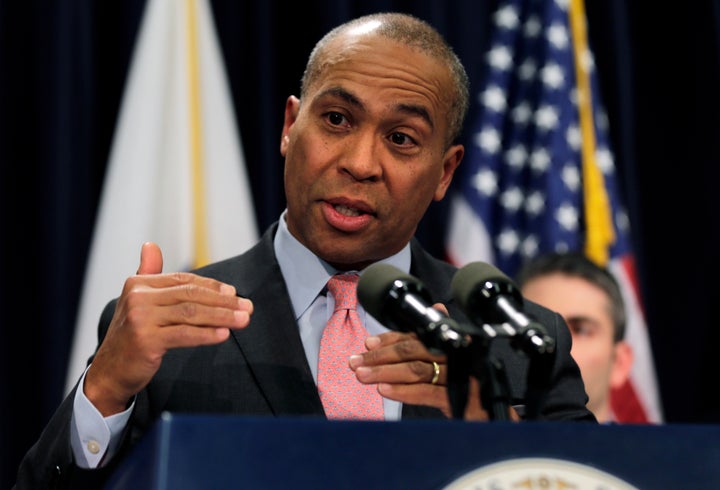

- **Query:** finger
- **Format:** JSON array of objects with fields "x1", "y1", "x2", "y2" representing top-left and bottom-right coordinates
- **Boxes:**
[
  {"x1": 123, "y1": 271, "x2": 241, "y2": 300},
  {"x1": 126, "y1": 280, "x2": 250, "y2": 309},
  {"x1": 377, "y1": 382, "x2": 452, "y2": 415},
  {"x1": 144, "y1": 294, "x2": 254, "y2": 349},
  {"x1": 366, "y1": 330, "x2": 415, "y2": 350},
  {"x1": 155, "y1": 323, "x2": 235, "y2": 349},
  {"x1": 137, "y1": 242, "x2": 163, "y2": 275},
  {"x1": 360, "y1": 335, "x2": 444, "y2": 366},
  {"x1": 367, "y1": 305, "x2": 450, "y2": 348},
  {"x1": 463, "y1": 378, "x2": 492, "y2": 421},
  {"x1": 354, "y1": 359, "x2": 446, "y2": 385},
  {"x1": 158, "y1": 300, "x2": 251, "y2": 330},
  {"x1": 377, "y1": 378, "x2": 495, "y2": 421},
  {"x1": 432, "y1": 302, "x2": 449, "y2": 316},
  {"x1": 123, "y1": 287, "x2": 252, "y2": 330}
]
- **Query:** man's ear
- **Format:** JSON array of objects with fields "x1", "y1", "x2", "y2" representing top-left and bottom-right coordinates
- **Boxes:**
[
  {"x1": 280, "y1": 95, "x2": 300, "y2": 156},
  {"x1": 433, "y1": 144, "x2": 464, "y2": 201},
  {"x1": 610, "y1": 340, "x2": 634, "y2": 389}
]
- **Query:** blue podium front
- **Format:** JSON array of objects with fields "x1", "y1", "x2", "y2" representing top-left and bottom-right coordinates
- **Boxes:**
[{"x1": 105, "y1": 414, "x2": 720, "y2": 489}]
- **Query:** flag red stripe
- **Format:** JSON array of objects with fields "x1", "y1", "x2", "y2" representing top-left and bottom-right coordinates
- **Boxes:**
[{"x1": 611, "y1": 381, "x2": 650, "y2": 424}]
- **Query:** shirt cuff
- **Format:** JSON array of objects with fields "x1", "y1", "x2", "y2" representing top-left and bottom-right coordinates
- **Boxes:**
[{"x1": 70, "y1": 366, "x2": 134, "y2": 468}]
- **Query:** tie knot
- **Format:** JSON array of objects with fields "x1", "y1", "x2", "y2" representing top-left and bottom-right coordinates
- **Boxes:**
[{"x1": 327, "y1": 273, "x2": 359, "y2": 312}]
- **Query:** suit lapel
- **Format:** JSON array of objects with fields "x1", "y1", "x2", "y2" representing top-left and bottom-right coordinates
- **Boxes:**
[{"x1": 221, "y1": 225, "x2": 325, "y2": 416}]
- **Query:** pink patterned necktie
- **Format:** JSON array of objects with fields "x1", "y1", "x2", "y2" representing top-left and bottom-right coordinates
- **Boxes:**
[{"x1": 317, "y1": 273, "x2": 384, "y2": 420}]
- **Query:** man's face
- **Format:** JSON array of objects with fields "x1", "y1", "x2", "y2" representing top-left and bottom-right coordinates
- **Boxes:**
[
  {"x1": 521, "y1": 273, "x2": 626, "y2": 421},
  {"x1": 279, "y1": 32, "x2": 463, "y2": 271}
]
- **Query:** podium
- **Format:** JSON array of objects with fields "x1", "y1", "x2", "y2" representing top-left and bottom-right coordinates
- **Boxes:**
[{"x1": 106, "y1": 413, "x2": 720, "y2": 489}]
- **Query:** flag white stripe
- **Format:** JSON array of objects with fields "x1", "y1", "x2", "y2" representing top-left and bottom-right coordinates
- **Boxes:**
[{"x1": 446, "y1": 194, "x2": 495, "y2": 267}]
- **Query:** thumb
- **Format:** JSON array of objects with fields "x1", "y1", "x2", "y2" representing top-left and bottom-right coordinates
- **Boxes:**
[{"x1": 137, "y1": 242, "x2": 163, "y2": 275}]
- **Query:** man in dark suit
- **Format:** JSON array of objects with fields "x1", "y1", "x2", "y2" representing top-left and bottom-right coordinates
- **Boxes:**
[{"x1": 14, "y1": 12, "x2": 595, "y2": 489}]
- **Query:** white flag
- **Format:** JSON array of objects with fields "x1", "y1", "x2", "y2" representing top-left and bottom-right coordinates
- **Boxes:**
[{"x1": 65, "y1": 0, "x2": 258, "y2": 393}]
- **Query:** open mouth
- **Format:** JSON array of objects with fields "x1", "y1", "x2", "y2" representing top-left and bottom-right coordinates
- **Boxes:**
[
  {"x1": 323, "y1": 201, "x2": 375, "y2": 232},
  {"x1": 333, "y1": 204, "x2": 364, "y2": 217}
]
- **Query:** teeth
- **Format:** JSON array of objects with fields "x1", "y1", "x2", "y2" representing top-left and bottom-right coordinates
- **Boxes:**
[{"x1": 334, "y1": 204, "x2": 361, "y2": 217}]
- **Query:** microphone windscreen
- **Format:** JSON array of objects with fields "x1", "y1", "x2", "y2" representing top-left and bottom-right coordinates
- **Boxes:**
[
  {"x1": 451, "y1": 261, "x2": 510, "y2": 309},
  {"x1": 358, "y1": 263, "x2": 417, "y2": 320}
]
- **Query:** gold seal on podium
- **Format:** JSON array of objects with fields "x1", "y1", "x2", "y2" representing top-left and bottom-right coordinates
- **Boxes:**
[{"x1": 443, "y1": 457, "x2": 638, "y2": 490}]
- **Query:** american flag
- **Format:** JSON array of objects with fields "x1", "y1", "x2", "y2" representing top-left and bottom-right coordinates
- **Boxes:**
[{"x1": 445, "y1": 0, "x2": 663, "y2": 423}]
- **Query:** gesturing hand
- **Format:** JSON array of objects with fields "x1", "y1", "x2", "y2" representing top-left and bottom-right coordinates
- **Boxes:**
[
  {"x1": 350, "y1": 302, "x2": 519, "y2": 421},
  {"x1": 83, "y1": 242, "x2": 253, "y2": 416}
]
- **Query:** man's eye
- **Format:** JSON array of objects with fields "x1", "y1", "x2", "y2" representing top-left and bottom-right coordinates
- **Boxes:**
[
  {"x1": 568, "y1": 321, "x2": 594, "y2": 337},
  {"x1": 390, "y1": 132, "x2": 414, "y2": 146},
  {"x1": 327, "y1": 112, "x2": 346, "y2": 125}
]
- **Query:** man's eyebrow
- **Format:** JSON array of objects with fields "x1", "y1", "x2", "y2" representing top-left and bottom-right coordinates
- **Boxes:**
[
  {"x1": 315, "y1": 86, "x2": 363, "y2": 109},
  {"x1": 395, "y1": 103, "x2": 434, "y2": 131},
  {"x1": 566, "y1": 315, "x2": 600, "y2": 327},
  {"x1": 314, "y1": 87, "x2": 434, "y2": 130}
]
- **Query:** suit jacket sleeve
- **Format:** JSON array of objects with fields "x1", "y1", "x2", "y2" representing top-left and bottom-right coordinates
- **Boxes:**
[{"x1": 12, "y1": 297, "x2": 136, "y2": 490}]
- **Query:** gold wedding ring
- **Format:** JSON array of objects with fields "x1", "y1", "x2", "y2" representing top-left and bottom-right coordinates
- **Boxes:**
[{"x1": 431, "y1": 361, "x2": 440, "y2": 385}]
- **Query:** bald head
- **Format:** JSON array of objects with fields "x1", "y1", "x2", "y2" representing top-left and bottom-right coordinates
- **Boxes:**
[{"x1": 300, "y1": 13, "x2": 469, "y2": 146}]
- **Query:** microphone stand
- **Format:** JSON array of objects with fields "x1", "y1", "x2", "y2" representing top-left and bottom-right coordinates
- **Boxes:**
[
  {"x1": 475, "y1": 320, "x2": 556, "y2": 420},
  {"x1": 445, "y1": 322, "x2": 515, "y2": 421},
  {"x1": 410, "y1": 319, "x2": 478, "y2": 420},
  {"x1": 476, "y1": 355, "x2": 512, "y2": 421},
  {"x1": 445, "y1": 344, "x2": 471, "y2": 420}
]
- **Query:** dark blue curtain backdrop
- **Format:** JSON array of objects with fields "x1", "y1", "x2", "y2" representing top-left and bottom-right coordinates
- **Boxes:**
[{"x1": 1, "y1": 0, "x2": 719, "y2": 486}]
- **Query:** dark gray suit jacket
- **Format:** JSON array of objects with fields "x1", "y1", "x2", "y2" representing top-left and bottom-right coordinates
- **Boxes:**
[{"x1": 14, "y1": 223, "x2": 595, "y2": 489}]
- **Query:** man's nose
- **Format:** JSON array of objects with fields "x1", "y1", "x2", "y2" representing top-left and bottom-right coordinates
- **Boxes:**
[{"x1": 340, "y1": 132, "x2": 383, "y2": 181}]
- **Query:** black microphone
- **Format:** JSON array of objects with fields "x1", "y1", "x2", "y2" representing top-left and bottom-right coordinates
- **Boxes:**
[
  {"x1": 451, "y1": 261, "x2": 554, "y2": 356},
  {"x1": 357, "y1": 263, "x2": 476, "y2": 354}
]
